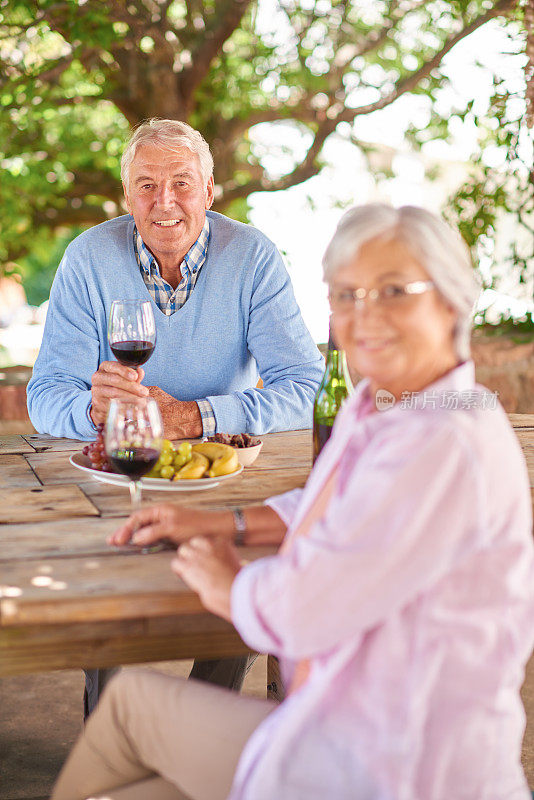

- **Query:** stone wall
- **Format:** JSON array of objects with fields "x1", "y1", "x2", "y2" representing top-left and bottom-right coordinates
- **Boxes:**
[
  {"x1": 472, "y1": 334, "x2": 534, "y2": 413},
  {"x1": 0, "y1": 366, "x2": 32, "y2": 422}
]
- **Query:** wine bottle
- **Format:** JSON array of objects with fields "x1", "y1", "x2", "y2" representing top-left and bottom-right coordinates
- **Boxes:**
[{"x1": 313, "y1": 320, "x2": 352, "y2": 462}]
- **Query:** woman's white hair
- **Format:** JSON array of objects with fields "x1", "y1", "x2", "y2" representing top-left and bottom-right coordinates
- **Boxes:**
[
  {"x1": 322, "y1": 203, "x2": 480, "y2": 361},
  {"x1": 121, "y1": 118, "x2": 214, "y2": 187}
]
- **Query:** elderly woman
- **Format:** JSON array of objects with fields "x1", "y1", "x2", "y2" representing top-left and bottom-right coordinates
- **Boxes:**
[{"x1": 52, "y1": 204, "x2": 534, "y2": 800}]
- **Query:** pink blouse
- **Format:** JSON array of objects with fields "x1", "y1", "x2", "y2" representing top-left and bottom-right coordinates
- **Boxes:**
[{"x1": 229, "y1": 361, "x2": 534, "y2": 800}]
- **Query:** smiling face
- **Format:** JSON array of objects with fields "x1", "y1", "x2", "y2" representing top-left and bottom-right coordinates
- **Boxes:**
[
  {"x1": 330, "y1": 236, "x2": 458, "y2": 401},
  {"x1": 123, "y1": 143, "x2": 214, "y2": 270}
]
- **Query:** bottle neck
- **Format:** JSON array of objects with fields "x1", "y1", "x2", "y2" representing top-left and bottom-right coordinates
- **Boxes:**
[
  {"x1": 326, "y1": 320, "x2": 338, "y2": 352},
  {"x1": 326, "y1": 326, "x2": 346, "y2": 373},
  {"x1": 324, "y1": 318, "x2": 352, "y2": 386},
  {"x1": 325, "y1": 348, "x2": 342, "y2": 373}
]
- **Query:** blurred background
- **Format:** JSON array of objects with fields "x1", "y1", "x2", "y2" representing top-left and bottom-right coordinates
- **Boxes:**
[{"x1": 0, "y1": 0, "x2": 532, "y2": 425}]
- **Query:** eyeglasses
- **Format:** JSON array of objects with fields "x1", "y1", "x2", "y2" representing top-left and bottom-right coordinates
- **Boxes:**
[{"x1": 328, "y1": 280, "x2": 435, "y2": 312}]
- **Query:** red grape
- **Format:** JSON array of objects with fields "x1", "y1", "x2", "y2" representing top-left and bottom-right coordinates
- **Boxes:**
[{"x1": 84, "y1": 428, "x2": 113, "y2": 472}]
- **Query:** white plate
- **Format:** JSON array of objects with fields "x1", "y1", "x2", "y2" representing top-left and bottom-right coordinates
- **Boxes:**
[{"x1": 70, "y1": 452, "x2": 243, "y2": 491}]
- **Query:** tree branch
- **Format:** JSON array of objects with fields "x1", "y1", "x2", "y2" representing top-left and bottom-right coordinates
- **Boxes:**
[
  {"x1": 0, "y1": 13, "x2": 48, "y2": 40},
  {"x1": 211, "y1": 106, "x2": 307, "y2": 152},
  {"x1": 339, "y1": 0, "x2": 516, "y2": 122},
  {"x1": 0, "y1": 50, "x2": 76, "y2": 93},
  {"x1": 179, "y1": 0, "x2": 254, "y2": 110},
  {"x1": 30, "y1": 203, "x2": 110, "y2": 234},
  {"x1": 212, "y1": 0, "x2": 434, "y2": 153},
  {"x1": 336, "y1": 0, "x2": 428, "y2": 69},
  {"x1": 216, "y1": 0, "x2": 516, "y2": 206},
  {"x1": 218, "y1": 117, "x2": 337, "y2": 204},
  {"x1": 66, "y1": 182, "x2": 123, "y2": 204}
]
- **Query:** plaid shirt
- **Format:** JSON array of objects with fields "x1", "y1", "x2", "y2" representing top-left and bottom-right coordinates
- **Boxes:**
[
  {"x1": 134, "y1": 218, "x2": 210, "y2": 316},
  {"x1": 133, "y1": 218, "x2": 216, "y2": 436}
]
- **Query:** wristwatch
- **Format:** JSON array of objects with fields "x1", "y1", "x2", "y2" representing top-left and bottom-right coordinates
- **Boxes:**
[{"x1": 232, "y1": 507, "x2": 247, "y2": 547}]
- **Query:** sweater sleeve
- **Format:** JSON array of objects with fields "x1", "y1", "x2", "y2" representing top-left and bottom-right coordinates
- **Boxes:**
[
  {"x1": 231, "y1": 422, "x2": 483, "y2": 659},
  {"x1": 26, "y1": 251, "x2": 100, "y2": 440},
  {"x1": 206, "y1": 244, "x2": 324, "y2": 434}
]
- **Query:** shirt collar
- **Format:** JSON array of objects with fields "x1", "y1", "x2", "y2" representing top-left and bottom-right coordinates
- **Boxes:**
[
  {"x1": 134, "y1": 216, "x2": 210, "y2": 277},
  {"x1": 182, "y1": 216, "x2": 210, "y2": 275}
]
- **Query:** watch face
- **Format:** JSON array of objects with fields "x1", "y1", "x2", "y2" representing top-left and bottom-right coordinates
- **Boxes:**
[
  {"x1": 233, "y1": 509, "x2": 247, "y2": 546},
  {"x1": 233, "y1": 508, "x2": 246, "y2": 529}
]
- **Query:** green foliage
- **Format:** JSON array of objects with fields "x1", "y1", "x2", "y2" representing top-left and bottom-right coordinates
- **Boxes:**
[
  {"x1": 441, "y1": 70, "x2": 533, "y2": 323},
  {"x1": 475, "y1": 313, "x2": 534, "y2": 342},
  {"x1": 18, "y1": 227, "x2": 84, "y2": 306}
]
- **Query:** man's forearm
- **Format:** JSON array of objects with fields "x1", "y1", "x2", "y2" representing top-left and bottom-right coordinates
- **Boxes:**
[
  {"x1": 171, "y1": 400, "x2": 203, "y2": 439},
  {"x1": 147, "y1": 386, "x2": 203, "y2": 439}
]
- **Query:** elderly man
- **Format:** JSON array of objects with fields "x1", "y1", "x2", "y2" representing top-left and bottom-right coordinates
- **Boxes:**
[
  {"x1": 27, "y1": 118, "x2": 322, "y2": 440},
  {"x1": 27, "y1": 118, "x2": 323, "y2": 717}
]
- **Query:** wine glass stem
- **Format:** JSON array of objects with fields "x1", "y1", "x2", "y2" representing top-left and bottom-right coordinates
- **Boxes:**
[{"x1": 129, "y1": 480, "x2": 142, "y2": 508}]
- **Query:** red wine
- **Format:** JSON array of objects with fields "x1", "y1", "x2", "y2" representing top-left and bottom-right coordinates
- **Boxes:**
[
  {"x1": 110, "y1": 447, "x2": 160, "y2": 479},
  {"x1": 110, "y1": 340, "x2": 155, "y2": 367},
  {"x1": 313, "y1": 421, "x2": 334, "y2": 462}
]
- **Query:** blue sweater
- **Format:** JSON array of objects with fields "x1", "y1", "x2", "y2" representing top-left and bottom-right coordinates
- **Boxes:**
[{"x1": 27, "y1": 211, "x2": 324, "y2": 440}]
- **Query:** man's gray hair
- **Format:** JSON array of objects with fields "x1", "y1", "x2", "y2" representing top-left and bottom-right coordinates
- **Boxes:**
[
  {"x1": 322, "y1": 203, "x2": 480, "y2": 361},
  {"x1": 121, "y1": 118, "x2": 214, "y2": 187}
]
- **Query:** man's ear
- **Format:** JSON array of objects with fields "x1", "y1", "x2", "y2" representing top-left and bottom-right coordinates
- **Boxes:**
[
  {"x1": 205, "y1": 175, "x2": 215, "y2": 210},
  {"x1": 123, "y1": 183, "x2": 132, "y2": 215}
]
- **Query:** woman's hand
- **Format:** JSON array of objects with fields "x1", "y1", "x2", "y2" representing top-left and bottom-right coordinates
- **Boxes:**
[
  {"x1": 108, "y1": 504, "x2": 233, "y2": 548},
  {"x1": 171, "y1": 536, "x2": 242, "y2": 621}
]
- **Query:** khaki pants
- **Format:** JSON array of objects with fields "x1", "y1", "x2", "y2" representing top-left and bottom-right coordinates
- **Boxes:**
[
  {"x1": 83, "y1": 657, "x2": 253, "y2": 719},
  {"x1": 52, "y1": 669, "x2": 275, "y2": 800}
]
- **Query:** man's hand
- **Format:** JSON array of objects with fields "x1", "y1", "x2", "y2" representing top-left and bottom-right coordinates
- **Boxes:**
[
  {"x1": 89, "y1": 364, "x2": 202, "y2": 437},
  {"x1": 147, "y1": 386, "x2": 203, "y2": 439},
  {"x1": 90, "y1": 361, "x2": 148, "y2": 427},
  {"x1": 108, "y1": 504, "x2": 233, "y2": 548},
  {"x1": 171, "y1": 536, "x2": 242, "y2": 621}
]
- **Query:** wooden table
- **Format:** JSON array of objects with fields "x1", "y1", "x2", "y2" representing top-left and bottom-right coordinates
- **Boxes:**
[
  {"x1": 0, "y1": 430, "x2": 312, "y2": 676},
  {"x1": 1, "y1": 417, "x2": 533, "y2": 678}
]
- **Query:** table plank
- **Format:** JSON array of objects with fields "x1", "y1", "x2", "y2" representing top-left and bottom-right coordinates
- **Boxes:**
[
  {"x1": 79, "y1": 467, "x2": 309, "y2": 517},
  {"x1": 0, "y1": 614, "x2": 251, "y2": 675},
  {"x1": 21, "y1": 433, "x2": 86, "y2": 452},
  {"x1": 525, "y1": 453, "x2": 534, "y2": 487},
  {"x1": 509, "y1": 414, "x2": 534, "y2": 429},
  {"x1": 0, "y1": 435, "x2": 36, "y2": 455},
  {"x1": 0, "y1": 454, "x2": 41, "y2": 489},
  {"x1": 26, "y1": 449, "x2": 85, "y2": 485},
  {"x1": 514, "y1": 431, "x2": 534, "y2": 486},
  {"x1": 0, "y1": 430, "x2": 307, "y2": 679},
  {"x1": 27, "y1": 430, "x2": 312, "y2": 485},
  {"x1": 0, "y1": 485, "x2": 100, "y2": 524},
  {"x1": 254, "y1": 429, "x2": 312, "y2": 470},
  {"x1": 0, "y1": 517, "x2": 122, "y2": 561},
  {"x1": 0, "y1": 546, "x2": 274, "y2": 627},
  {"x1": 515, "y1": 430, "x2": 534, "y2": 448}
]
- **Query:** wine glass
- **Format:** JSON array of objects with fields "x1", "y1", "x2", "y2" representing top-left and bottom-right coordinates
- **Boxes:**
[
  {"x1": 108, "y1": 300, "x2": 156, "y2": 367},
  {"x1": 105, "y1": 398, "x2": 163, "y2": 508}
]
